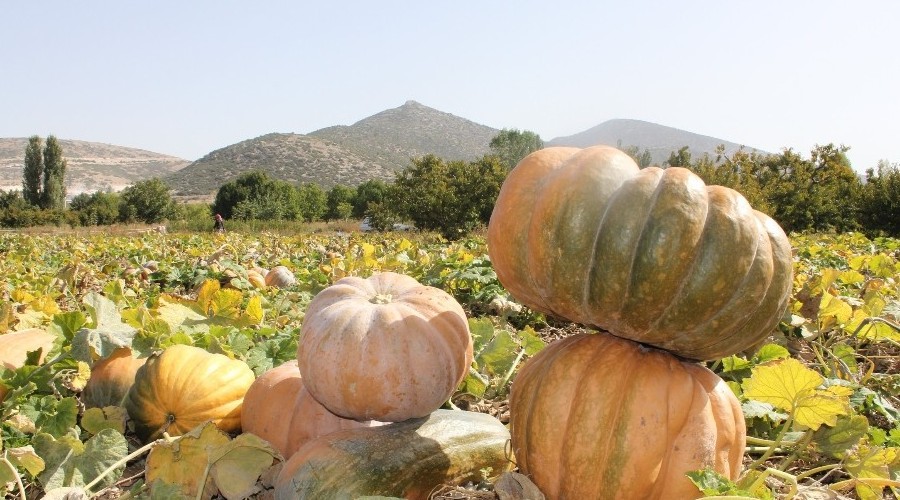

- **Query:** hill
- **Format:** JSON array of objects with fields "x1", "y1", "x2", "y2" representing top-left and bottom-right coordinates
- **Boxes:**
[
  {"x1": 0, "y1": 138, "x2": 189, "y2": 194},
  {"x1": 547, "y1": 119, "x2": 767, "y2": 165},
  {"x1": 165, "y1": 100, "x2": 499, "y2": 196}
]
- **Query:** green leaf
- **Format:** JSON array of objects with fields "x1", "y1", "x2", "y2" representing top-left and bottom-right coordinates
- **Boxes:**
[
  {"x1": 52, "y1": 311, "x2": 88, "y2": 342},
  {"x1": 468, "y1": 317, "x2": 495, "y2": 354},
  {"x1": 754, "y1": 343, "x2": 790, "y2": 363},
  {"x1": 71, "y1": 293, "x2": 137, "y2": 362},
  {"x1": 477, "y1": 330, "x2": 518, "y2": 377},
  {"x1": 20, "y1": 396, "x2": 79, "y2": 438},
  {"x1": 741, "y1": 401, "x2": 788, "y2": 422},
  {"x1": 518, "y1": 326, "x2": 545, "y2": 356},
  {"x1": 81, "y1": 406, "x2": 127, "y2": 435},
  {"x1": 459, "y1": 371, "x2": 488, "y2": 398},
  {"x1": 685, "y1": 468, "x2": 741, "y2": 495},
  {"x1": 814, "y1": 414, "x2": 869, "y2": 458},
  {"x1": 33, "y1": 428, "x2": 128, "y2": 491}
]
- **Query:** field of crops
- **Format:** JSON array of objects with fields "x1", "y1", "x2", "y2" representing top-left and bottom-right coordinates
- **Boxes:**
[{"x1": 0, "y1": 229, "x2": 897, "y2": 499}]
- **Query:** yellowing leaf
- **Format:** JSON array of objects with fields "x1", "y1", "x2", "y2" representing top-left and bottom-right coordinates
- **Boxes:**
[
  {"x1": 195, "y1": 280, "x2": 221, "y2": 315},
  {"x1": 820, "y1": 293, "x2": 853, "y2": 327},
  {"x1": 146, "y1": 422, "x2": 229, "y2": 499},
  {"x1": 81, "y1": 406, "x2": 126, "y2": 435},
  {"x1": 742, "y1": 358, "x2": 851, "y2": 430},
  {"x1": 743, "y1": 358, "x2": 822, "y2": 411},
  {"x1": 208, "y1": 433, "x2": 279, "y2": 500},
  {"x1": 156, "y1": 300, "x2": 206, "y2": 330},
  {"x1": 243, "y1": 295, "x2": 264, "y2": 324},
  {"x1": 210, "y1": 289, "x2": 243, "y2": 320}
]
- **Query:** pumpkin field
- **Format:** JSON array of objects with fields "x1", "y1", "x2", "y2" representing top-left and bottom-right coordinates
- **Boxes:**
[{"x1": 0, "y1": 226, "x2": 895, "y2": 499}]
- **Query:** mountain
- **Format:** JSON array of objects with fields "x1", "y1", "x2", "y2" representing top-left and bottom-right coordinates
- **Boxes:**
[
  {"x1": 165, "y1": 100, "x2": 499, "y2": 196},
  {"x1": 0, "y1": 138, "x2": 189, "y2": 194},
  {"x1": 547, "y1": 119, "x2": 767, "y2": 165}
]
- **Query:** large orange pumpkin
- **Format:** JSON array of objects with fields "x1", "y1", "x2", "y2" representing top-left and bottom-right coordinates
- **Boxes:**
[
  {"x1": 123, "y1": 344, "x2": 255, "y2": 442},
  {"x1": 509, "y1": 332, "x2": 746, "y2": 499},
  {"x1": 242, "y1": 360, "x2": 383, "y2": 459},
  {"x1": 297, "y1": 272, "x2": 473, "y2": 422},
  {"x1": 82, "y1": 347, "x2": 146, "y2": 408},
  {"x1": 488, "y1": 145, "x2": 793, "y2": 360}
]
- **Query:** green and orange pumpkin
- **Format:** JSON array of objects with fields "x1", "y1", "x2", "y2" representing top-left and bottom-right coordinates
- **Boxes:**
[
  {"x1": 509, "y1": 332, "x2": 746, "y2": 499},
  {"x1": 488, "y1": 145, "x2": 793, "y2": 360}
]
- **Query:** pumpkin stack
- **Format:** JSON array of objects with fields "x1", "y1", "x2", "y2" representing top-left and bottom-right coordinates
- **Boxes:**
[
  {"x1": 488, "y1": 145, "x2": 794, "y2": 499},
  {"x1": 247, "y1": 272, "x2": 512, "y2": 499}
]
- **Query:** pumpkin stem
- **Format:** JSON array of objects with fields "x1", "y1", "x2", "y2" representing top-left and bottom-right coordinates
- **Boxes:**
[{"x1": 370, "y1": 293, "x2": 393, "y2": 304}]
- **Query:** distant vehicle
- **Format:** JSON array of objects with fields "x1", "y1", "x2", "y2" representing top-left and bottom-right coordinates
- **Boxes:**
[{"x1": 359, "y1": 218, "x2": 413, "y2": 232}]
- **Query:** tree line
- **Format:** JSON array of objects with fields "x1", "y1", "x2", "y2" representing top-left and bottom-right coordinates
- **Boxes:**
[{"x1": 1, "y1": 130, "x2": 896, "y2": 239}]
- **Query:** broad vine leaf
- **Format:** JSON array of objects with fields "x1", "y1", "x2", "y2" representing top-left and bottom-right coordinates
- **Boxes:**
[
  {"x1": 741, "y1": 401, "x2": 788, "y2": 422},
  {"x1": 468, "y1": 317, "x2": 495, "y2": 354},
  {"x1": 146, "y1": 422, "x2": 230, "y2": 499},
  {"x1": 20, "y1": 396, "x2": 79, "y2": 438},
  {"x1": 81, "y1": 406, "x2": 127, "y2": 435},
  {"x1": 754, "y1": 343, "x2": 790, "y2": 363},
  {"x1": 52, "y1": 311, "x2": 88, "y2": 341},
  {"x1": 477, "y1": 330, "x2": 518, "y2": 377},
  {"x1": 156, "y1": 299, "x2": 206, "y2": 331},
  {"x1": 33, "y1": 428, "x2": 128, "y2": 492},
  {"x1": 742, "y1": 358, "x2": 851, "y2": 430},
  {"x1": 845, "y1": 444, "x2": 900, "y2": 500},
  {"x1": 519, "y1": 326, "x2": 545, "y2": 356},
  {"x1": 814, "y1": 414, "x2": 869, "y2": 458},
  {"x1": 208, "y1": 433, "x2": 279, "y2": 500},
  {"x1": 686, "y1": 468, "x2": 743, "y2": 496},
  {"x1": 7, "y1": 445, "x2": 46, "y2": 476},
  {"x1": 71, "y1": 293, "x2": 136, "y2": 362}
]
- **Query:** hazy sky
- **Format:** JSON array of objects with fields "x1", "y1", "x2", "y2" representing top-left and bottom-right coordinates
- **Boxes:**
[{"x1": 3, "y1": 1, "x2": 898, "y2": 172}]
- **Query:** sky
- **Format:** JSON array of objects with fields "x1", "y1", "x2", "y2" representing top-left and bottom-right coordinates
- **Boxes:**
[{"x1": 2, "y1": 1, "x2": 898, "y2": 172}]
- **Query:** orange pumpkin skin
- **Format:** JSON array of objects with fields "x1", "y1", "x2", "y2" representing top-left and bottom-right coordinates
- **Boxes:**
[
  {"x1": 242, "y1": 360, "x2": 383, "y2": 459},
  {"x1": 0, "y1": 328, "x2": 57, "y2": 401},
  {"x1": 265, "y1": 266, "x2": 296, "y2": 288},
  {"x1": 297, "y1": 272, "x2": 473, "y2": 422},
  {"x1": 123, "y1": 344, "x2": 256, "y2": 442},
  {"x1": 82, "y1": 347, "x2": 146, "y2": 408},
  {"x1": 509, "y1": 333, "x2": 746, "y2": 500},
  {"x1": 487, "y1": 145, "x2": 793, "y2": 361}
]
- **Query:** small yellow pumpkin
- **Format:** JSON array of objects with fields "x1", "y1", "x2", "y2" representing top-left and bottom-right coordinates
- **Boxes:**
[{"x1": 123, "y1": 344, "x2": 255, "y2": 442}]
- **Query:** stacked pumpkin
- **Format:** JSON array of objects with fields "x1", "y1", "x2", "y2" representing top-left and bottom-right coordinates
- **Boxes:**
[
  {"x1": 488, "y1": 146, "x2": 794, "y2": 499},
  {"x1": 241, "y1": 272, "x2": 512, "y2": 499}
]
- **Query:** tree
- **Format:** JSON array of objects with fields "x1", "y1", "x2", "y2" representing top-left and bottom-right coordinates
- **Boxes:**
[
  {"x1": 41, "y1": 135, "x2": 67, "y2": 210},
  {"x1": 353, "y1": 179, "x2": 390, "y2": 219},
  {"x1": 859, "y1": 160, "x2": 900, "y2": 236},
  {"x1": 22, "y1": 135, "x2": 43, "y2": 206},
  {"x1": 489, "y1": 129, "x2": 543, "y2": 170},
  {"x1": 325, "y1": 185, "x2": 356, "y2": 221},
  {"x1": 70, "y1": 191, "x2": 121, "y2": 226},
  {"x1": 296, "y1": 183, "x2": 327, "y2": 222},
  {"x1": 119, "y1": 178, "x2": 174, "y2": 224},
  {"x1": 213, "y1": 171, "x2": 275, "y2": 219},
  {"x1": 665, "y1": 146, "x2": 692, "y2": 168},
  {"x1": 393, "y1": 154, "x2": 507, "y2": 239}
]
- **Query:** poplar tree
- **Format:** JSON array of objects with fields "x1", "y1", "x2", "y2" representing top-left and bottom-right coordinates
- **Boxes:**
[
  {"x1": 22, "y1": 135, "x2": 44, "y2": 206},
  {"x1": 41, "y1": 135, "x2": 67, "y2": 210}
]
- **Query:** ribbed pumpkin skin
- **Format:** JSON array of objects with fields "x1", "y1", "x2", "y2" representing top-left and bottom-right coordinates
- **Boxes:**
[
  {"x1": 488, "y1": 145, "x2": 793, "y2": 360},
  {"x1": 265, "y1": 266, "x2": 296, "y2": 288},
  {"x1": 510, "y1": 333, "x2": 746, "y2": 500},
  {"x1": 297, "y1": 272, "x2": 473, "y2": 422},
  {"x1": 82, "y1": 347, "x2": 146, "y2": 408},
  {"x1": 274, "y1": 409, "x2": 512, "y2": 500},
  {"x1": 123, "y1": 344, "x2": 256, "y2": 442},
  {"x1": 242, "y1": 360, "x2": 383, "y2": 459}
]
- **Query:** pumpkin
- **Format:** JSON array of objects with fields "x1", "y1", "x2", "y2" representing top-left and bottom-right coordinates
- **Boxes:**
[
  {"x1": 0, "y1": 328, "x2": 57, "y2": 401},
  {"x1": 123, "y1": 344, "x2": 255, "y2": 442},
  {"x1": 242, "y1": 360, "x2": 383, "y2": 459},
  {"x1": 274, "y1": 409, "x2": 512, "y2": 500},
  {"x1": 509, "y1": 332, "x2": 746, "y2": 499},
  {"x1": 487, "y1": 145, "x2": 793, "y2": 360},
  {"x1": 297, "y1": 272, "x2": 473, "y2": 422},
  {"x1": 82, "y1": 347, "x2": 146, "y2": 408},
  {"x1": 246, "y1": 269, "x2": 267, "y2": 289},
  {"x1": 0, "y1": 328, "x2": 56, "y2": 371},
  {"x1": 265, "y1": 266, "x2": 296, "y2": 288}
]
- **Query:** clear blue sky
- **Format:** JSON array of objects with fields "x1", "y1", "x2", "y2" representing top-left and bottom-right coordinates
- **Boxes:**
[{"x1": 2, "y1": 1, "x2": 897, "y2": 172}]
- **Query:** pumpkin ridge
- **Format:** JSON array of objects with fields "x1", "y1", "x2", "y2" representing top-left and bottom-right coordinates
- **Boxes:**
[
  {"x1": 645, "y1": 186, "x2": 758, "y2": 341},
  {"x1": 675, "y1": 215, "x2": 776, "y2": 357},
  {"x1": 650, "y1": 360, "x2": 701, "y2": 498}
]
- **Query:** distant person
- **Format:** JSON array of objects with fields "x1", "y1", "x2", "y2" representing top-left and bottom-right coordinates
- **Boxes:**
[{"x1": 213, "y1": 213, "x2": 226, "y2": 233}]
